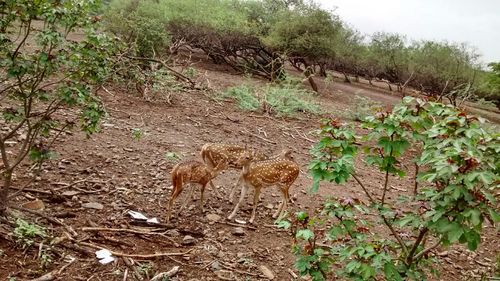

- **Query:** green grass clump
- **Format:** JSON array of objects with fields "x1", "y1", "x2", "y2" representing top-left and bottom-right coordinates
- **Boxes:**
[
  {"x1": 221, "y1": 82, "x2": 321, "y2": 117},
  {"x1": 221, "y1": 85, "x2": 260, "y2": 111},
  {"x1": 263, "y1": 84, "x2": 321, "y2": 117}
]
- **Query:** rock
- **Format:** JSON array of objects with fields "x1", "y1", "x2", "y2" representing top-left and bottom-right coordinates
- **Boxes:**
[
  {"x1": 237, "y1": 252, "x2": 246, "y2": 258},
  {"x1": 81, "y1": 202, "x2": 104, "y2": 210},
  {"x1": 232, "y1": 227, "x2": 245, "y2": 236},
  {"x1": 182, "y1": 235, "x2": 196, "y2": 245},
  {"x1": 437, "y1": 251, "x2": 449, "y2": 257},
  {"x1": 206, "y1": 213, "x2": 221, "y2": 222},
  {"x1": 62, "y1": 191, "x2": 80, "y2": 197},
  {"x1": 211, "y1": 260, "x2": 221, "y2": 271},
  {"x1": 258, "y1": 265, "x2": 275, "y2": 280},
  {"x1": 265, "y1": 203, "x2": 274, "y2": 210},
  {"x1": 22, "y1": 199, "x2": 45, "y2": 210}
]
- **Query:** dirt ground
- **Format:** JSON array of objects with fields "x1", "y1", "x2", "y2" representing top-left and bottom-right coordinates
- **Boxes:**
[{"x1": 1, "y1": 55, "x2": 499, "y2": 281}]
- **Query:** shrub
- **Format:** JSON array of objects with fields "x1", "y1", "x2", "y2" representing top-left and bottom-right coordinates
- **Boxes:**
[
  {"x1": 221, "y1": 82, "x2": 321, "y2": 116},
  {"x1": 263, "y1": 83, "x2": 321, "y2": 116},
  {"x1": 281, "y1": 97, "x2": 499, "y2": 280},
  {"x1": 12, "y1": 219, "x2": 47, "y2": 249},
  {"x1": 220, "y1": 85, "x2": 260, "y2": 111},
  {"x1": 344, "y1": 94, "x2": 384, "y2": 121},
  {"x1": 0, "y1": 0, "x2": 116, "y2": 211}
]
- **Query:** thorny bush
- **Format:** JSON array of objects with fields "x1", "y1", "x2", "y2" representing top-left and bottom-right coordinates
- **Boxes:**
[{"x1": 280, "y1": 97, "x2": 499, "y2": 280}]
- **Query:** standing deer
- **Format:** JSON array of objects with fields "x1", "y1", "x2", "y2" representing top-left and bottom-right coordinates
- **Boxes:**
[
  {"x1": 200, "y1": 143, "x2": 294, "y2": 202},
  {"x1": 200, "y1": 143, "x2": 267, "y2": 200},
  {"x1": 166, "y1": 160, "x2": 222, "y2": 223},
  {"x1": 227, "y1": 149, "x2": 299, "y2": 224}
]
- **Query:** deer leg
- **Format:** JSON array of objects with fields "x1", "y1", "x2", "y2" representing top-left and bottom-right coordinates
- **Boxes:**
[
  {"x1": 200, "y1": 183, "x2": 206, "y2": 213},
  {"x1": 178, "y1": 183, "x2": 195, "y2": 215},
  {"x1": 227, "y1": 182, "x2": 248, "y2": 221},
  {"x1": 273, "y1": 185, "x2": 289, "y2": 219},
  {"x1": 249, "y1": 186, "x2": 262, "y2": 224},
  {"x1": 209, "y1": 179, "x2": 222, "y2": 198},
  {"x1": 167, "y1": 185, "x2": 183, "y2": 223},
  {"x1": 228, "y1": 176, "x2": 242, "y2": 203}
]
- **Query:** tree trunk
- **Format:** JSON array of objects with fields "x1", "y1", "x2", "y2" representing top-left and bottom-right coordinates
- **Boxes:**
[
  {"x1": 303, "y1": 67, "x2": 319, "y2": 93},
  {"x1": 355, "y1": 75, "x2": 360, "y2": 82},
  {"x1": 342, "y1": 72, "x2": 351, "y2": 83},
  {"x1": 387, "y1": 82, "x2": 393, "y2": 91},
  {"x1": 368, "y1": 79, "x2": 373, "y2": 86},
  {"x1": 0, "y1": 171, "x2": 12, "y2": 214}
]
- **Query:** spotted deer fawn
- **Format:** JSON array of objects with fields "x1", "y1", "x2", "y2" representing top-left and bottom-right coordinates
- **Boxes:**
[
  {"x1": 166, "y1": 160, "x2": 222, "y2": 223},
  {"x1": 200, "y1": 143, "x2": 294, "y2": 202},
  {"x1": 227, "y1": 149, "x2": 299, "y2": 224},
  {"x1": 200, "y1": 143, "x2": 267, "y2": 200}
]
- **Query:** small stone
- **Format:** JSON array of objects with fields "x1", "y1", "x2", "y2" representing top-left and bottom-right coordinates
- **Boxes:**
[
  {"x1": 232, "y1": 227, "x2": 245, "y2": 236},
  {"x1": 437, "y1": 251, "x2": 449, "y2": 257},
  {"x1": 211, "y1": 260, "x2": 221, "y2": 271},
  {"x1": 265, "y1": 203, "x2": 274, "y2": 209},
  {"x1": 258, "y1": 265, "x2": 275, "y2": 280},
  {"x1": 62, "y1": 191, "x2": 79, "y2": 197},
  {"x1": 182, "y1": 235, "x2": 196, "y2": 245},
  {"x1": 206, "y1": 213, "x2": 221, "y2": 222},
  {"x1": 81, "y1": 202, "x2": 104, "y2": 210}
]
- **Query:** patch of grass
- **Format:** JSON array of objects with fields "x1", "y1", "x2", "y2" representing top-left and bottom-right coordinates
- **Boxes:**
[
  {"x1": 40, "y1": 250, "x2": 53, "y2": 269},
  {"x1": 165, "y1": 151, "x2": 181, "y2": 162},
  {"x1": 263, "y1": 83, "x2": 321, "y2": 117},
  {"x1": 343, "y1": 94, "x2": 383, "y2": 121},
  {"x1": 473, "y1": 98, "x2": 497, "y2": 111},
  {"x1": 220, "y1": 85, "x2": 260, "y2": 111},
  {"x1": 137, "y1": 261, "x2": 154, "y2": 278},
  {"x1": 221, "y1": 82, "x2": 321, "y2": 117},
  {"x1": 12, "y1": 218, "x2": 46, "y2": 249}
]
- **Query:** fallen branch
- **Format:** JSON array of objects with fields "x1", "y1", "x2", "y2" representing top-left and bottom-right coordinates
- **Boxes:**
[
  {"x1": 79, "y1": 241, "x2": 193, "y2": 258},
  {"x1": 241, "y1": 129, "x2": 276, "y2": 144},
  {"x1": 29, "y1": 257, "x2": 76, "y2": 281},
  {"x1": 150, "y1": 266, "x2": 180, "y2": 281},
  {"x1": 217, "y1": 221, "x2": 257, "y2": 230},
  {"x1": 295, "y1": 129, "x2": 315, "y2": 143},
  {"x1": 124, "y1": 56, "x2": 197, "y2": 88},
  {"x1": 219, "y1": 261, "x2": 267, "y2": 278},
  {"x1": 81, "y1": 227, "x2": 178, "y2": 246}
]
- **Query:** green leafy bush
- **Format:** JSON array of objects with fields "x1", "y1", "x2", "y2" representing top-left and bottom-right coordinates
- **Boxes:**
[
  {"x1": 221, "y1": 85, "x2": 260, "y2": 111},
  {"x1": 282, "y1": 97, "x2": 499, "y2": 280},
  {"x1": 344, "y1": 94, "x2": 383, "y2": 121},
  {"x1": 1, "y1": 0, "x2": 117, "y2": 210},
  {"x1": 13, "y1": 219, "x2": 47, "y2": 248},
  {"x1": 221, "y1": 83, "x2": 320, "y2": 116},
  {"x1": 263, "y1": 83, "x2": 321, "y2": 116}
]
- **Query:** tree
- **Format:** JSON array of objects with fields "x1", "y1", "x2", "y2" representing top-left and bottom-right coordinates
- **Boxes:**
[
  {"x1": 0, "y1": 0, "x2": 116, "y2": 212},
  {"x1": 369, "y1": 32, "x2": 410, "y2": 91},
  {"x1": 409, "y1": 40, "x2": 480, "y2": 101}
]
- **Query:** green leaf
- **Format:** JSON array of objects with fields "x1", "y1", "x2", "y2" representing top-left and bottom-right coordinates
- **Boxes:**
[
  {"x1": 296, "y1": 211, "x2": 309, "y2": 222},
  {"x1": 276, "y1": 220, "x2": 291, "y2": 229},
  {"x1": 487, "y1": 209, "x2": 500, "y2": 223},
  {"x1": 360, "y1": 263, "x2": 376, "y2": 279},
  {"x1": 464, "y1": 209, "x2": 482, "y2": 226},
  {"x1": 463, "y1": 230, "x2": 480, "y2": 250},
  {"x1": 296, "y1": 229, "x2": 314, "y2": 241},
  {"x1": 447, "y1": 225, "x2": 464, "y2": 243},
  {"x1": 383, "y1": 262, "x2": 403, "y2": 281}
]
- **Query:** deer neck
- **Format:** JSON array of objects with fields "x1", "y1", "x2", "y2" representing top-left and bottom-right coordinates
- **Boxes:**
[{"x1": 241, "y1": 161, "x2": 252, "y2": 176}]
